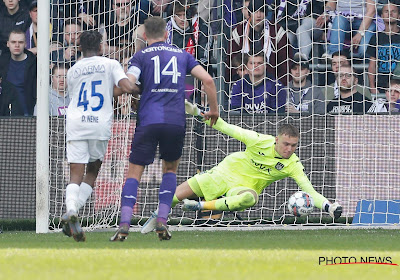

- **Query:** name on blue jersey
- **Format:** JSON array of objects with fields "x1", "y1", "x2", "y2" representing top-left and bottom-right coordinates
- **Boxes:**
[
  {"x1": 81, "y1": 115, "x2": 99, "y2": 123},
  {"x1": 141, "y1": 45, "x2": 183, "y2": 54}
]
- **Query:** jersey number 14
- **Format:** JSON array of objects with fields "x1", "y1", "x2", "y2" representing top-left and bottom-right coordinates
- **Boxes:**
[
  {"x1": 78, "y1": 80, "x2": 104, "y2": 111},
  {"x1": 151, "y1": 55, "x2": 182, "y2": 84}
]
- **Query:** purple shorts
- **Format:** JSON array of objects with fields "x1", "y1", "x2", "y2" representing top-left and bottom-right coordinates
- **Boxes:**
[{"x1": 129, "y1": 124, "x2": 185, "y2": 166}]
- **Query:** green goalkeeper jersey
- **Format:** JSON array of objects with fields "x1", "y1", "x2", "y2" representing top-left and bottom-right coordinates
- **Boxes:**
[{"x1": 204, "y1": 117, "x2": 327, "y2": 209}]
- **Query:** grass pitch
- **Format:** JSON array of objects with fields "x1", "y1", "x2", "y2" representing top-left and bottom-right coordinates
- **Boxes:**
[{"x1": 0, "y1": 229, "x2": 399, "y2": 280}]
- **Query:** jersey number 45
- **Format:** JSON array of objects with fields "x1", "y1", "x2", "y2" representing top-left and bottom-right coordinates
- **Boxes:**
[{"x1": 78, "y1": 80, "x2": 104, "y2": 112}]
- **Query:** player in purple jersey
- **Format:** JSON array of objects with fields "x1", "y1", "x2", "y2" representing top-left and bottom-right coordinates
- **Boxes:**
[{"x1": 110, "y1": 17, "x2": 219, "y2": 241}]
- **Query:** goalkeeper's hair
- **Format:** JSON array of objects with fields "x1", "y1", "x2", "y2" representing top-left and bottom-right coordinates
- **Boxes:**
[
  {"x1": 144, "y1": 17, "x2": 166, "y2": 39},
  {"x1": 79, "y1": 30, "x2": 102, "y2": 54},
  {"x1": 278, "y1": 124, "x2": 299, "y2": 138}
]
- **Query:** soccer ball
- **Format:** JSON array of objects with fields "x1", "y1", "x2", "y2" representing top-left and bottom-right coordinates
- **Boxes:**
[{"x1": 287, "y1": 191, "x2": 314, "y2": 217}]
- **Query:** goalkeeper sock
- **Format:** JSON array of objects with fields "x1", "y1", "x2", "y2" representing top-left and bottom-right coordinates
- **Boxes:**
[
  {"x1": 65, "y1": 183, "x2": 80, "y2": 212},
  {"x1": 76, "y1": 182, "x2": 93, "y2": 211},
  {"x1": 209, "y1": 192, "x2": 256, "y2": 211},
  {"x1": 171, "y1": 195, "x2": 180, "y2": 208},
  {"x1": 119, "y1": 178, "x2": 138, "y2": 226},
  {"x1": 157, "y1": 172, "x2": 176, "y2": 224}
]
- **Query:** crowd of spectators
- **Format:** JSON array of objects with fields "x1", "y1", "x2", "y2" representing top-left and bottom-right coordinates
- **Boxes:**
[{"x1": 1, "y1": 0, "x2": 400, "y2": 117}]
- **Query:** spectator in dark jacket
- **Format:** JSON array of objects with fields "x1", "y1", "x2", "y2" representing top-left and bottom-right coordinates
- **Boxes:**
[
  {"x1": 273, "y1": 0, "x2": 325, "y2": 58},
  {"x1": 0, "y1": 0, "x2": 31, "y2": 54},
  {"x1": 54, "y1": 0, "x2": 111, "y2": 30},
  {"x1": 166, "y1": 0, "x2": 210, "y2": 66},
  {"x1": 51, "y1": 19, "x2": 82, "y2": 66},
  {"x1": 0, "y1": 29, "x2": 37, "y2": 116},
  {"x1": 227, "y1": 0, "x2": 293, "y2": 85},
  {"x1": 0, "y1": 76, "x2": 21, "y2": 116}
]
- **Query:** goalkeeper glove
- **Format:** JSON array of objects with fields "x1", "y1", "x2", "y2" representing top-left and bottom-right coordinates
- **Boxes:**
[
  {"x1": 185, "y1": 100, "x2": 204, "y2": 119},
  {"x1": 327, "y1": 202, "x2": 342, "y2": 219}
]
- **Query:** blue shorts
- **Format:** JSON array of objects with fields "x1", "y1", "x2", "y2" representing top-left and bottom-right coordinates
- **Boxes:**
[{"x1": 129, "y1": 124, "x2": 185, "y2": 166}]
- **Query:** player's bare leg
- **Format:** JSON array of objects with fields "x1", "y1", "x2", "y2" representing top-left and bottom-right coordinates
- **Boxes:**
[
  {"x1": 174, "y1": 181, "x2": 198, "y2": 201},
  {"x1": 74, "y1": 160, "x2": 101, "y2": 211},
  {"x1": 82, "y1": 160, "x2": 101, "y2": 187}
]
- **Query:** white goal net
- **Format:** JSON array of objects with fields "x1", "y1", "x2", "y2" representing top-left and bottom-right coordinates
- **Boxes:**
[{"x1": 41, "y1": 0, "x2": 400, "y2": 231}]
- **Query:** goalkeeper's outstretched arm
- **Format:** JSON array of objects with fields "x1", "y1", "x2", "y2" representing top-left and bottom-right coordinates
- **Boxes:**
[
  {"x1": 292, "y1": 170, "x2": 343, "y2": 219},
  {"x1": 185, "y1": 100, "x2": 261, "y2": 146},
  {"x1": 190, "y1": 65, "x2": 219, "y2": 126}
]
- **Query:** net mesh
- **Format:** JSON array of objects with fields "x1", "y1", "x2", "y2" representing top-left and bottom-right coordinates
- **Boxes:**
[{"x1": 38, "y1": 0, "x2": 400, "y2": 229}]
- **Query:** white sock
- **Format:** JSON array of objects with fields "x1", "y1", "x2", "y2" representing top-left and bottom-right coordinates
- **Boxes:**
[
  {"x1": 76, "y1": 182, "x2": 93, "y2": 211},
  {"x1": 65, "y1": 183, "x2": 80, "y2": 212}
]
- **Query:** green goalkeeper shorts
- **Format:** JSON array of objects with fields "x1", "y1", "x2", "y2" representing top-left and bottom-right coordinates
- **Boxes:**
[
  {"x1": 188, "y1": 171, "x2": 256, "y2": 202},
  {"x1": 188, "y1": 171, "x2": 230, "y2": 201}
]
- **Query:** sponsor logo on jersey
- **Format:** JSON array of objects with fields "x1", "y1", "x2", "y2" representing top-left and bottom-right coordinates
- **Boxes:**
[
  {"x1": 73, "y1": 65, "x2": 106, "y2": 78},
  {"x1": 58, "y1": 106, "x2": 68, "y2": 116},
  {"x1": 251, "y1": 159, "x2": 268, "y2": 171},
  {"x1": 330, "y1": 105, "x2": 352, "y2": 113},
  {"x1": 275, "y1": 162, "x2": 284, "y2": 170}
]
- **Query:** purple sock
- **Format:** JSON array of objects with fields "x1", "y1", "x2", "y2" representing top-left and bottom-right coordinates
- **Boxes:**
[
  {"x1": 119, "y1": 178, "x2": 138, "y2": 226},
  {"x1": 157, "y1": 172, "x2": 176, "y2": 224}
]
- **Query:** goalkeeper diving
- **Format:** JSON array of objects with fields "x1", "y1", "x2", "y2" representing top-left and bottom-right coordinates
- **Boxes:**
[{"x1": 141, "y1": 101, "x2": 342, "y2": 233}]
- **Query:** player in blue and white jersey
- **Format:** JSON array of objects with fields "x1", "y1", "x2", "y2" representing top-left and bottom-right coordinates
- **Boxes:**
[
  {"x1": 110, "y1": 17, "x2": 219, "y2": 241},
  {"x1": 62, "y1": 31, "x2": 138, "y2": 242}
]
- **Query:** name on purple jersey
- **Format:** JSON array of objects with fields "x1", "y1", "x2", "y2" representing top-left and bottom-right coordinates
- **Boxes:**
[
  {"x1": 151, "y1": 88, "x2": 178, "y2": 93},
  {"x1": 141, "y1": 45, "x2": 183, "y2": 54}
]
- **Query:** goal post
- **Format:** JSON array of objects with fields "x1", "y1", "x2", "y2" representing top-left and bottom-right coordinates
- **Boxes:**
[{"x1": 36, "y1": 0, "x2": 51, "y2": 233}]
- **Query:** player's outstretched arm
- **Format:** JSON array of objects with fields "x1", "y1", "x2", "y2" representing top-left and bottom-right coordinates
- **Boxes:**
[
  {"x1": 190, "y1": 65, "x2": 219, "y2": 126},
  {"x1": 292, "y1": 170, "x2": 342, "y2": 219},
  {"x1": 184, "y1": 100, "x2": 261, "y2": 146}
]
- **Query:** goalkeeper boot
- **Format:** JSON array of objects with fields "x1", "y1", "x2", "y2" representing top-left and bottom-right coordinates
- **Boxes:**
[
  {"x1": 66, "y1": 210, "x2": 86, "y2": 242},
  {"x1": 61, "y1": 212, "x2": 72, "y2": 237},
  {"x1": 110, "y1": 224, "x2": 130, "y2": 242},
  {"x1": 155, "y1": 221, "x2": 171, "y2": 241},
  {"x1": 141, "y1": 210, "x2": 158, "y2": 234},
  {"x1": 182, "y1": 199, "x2": 201, "y2": 211}
]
